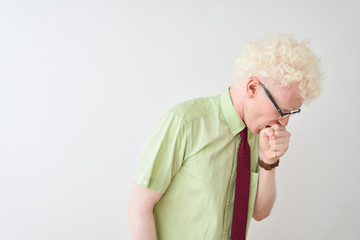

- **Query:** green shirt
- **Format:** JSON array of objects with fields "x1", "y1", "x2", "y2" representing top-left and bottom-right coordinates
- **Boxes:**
[{"x1": 135, "y1": 88, "x2": 260, "y2": 240}]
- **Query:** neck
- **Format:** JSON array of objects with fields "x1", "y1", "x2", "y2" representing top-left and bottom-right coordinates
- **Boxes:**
[{"x1": 229, "y1": 83, "x2": 246, "y2": 122}]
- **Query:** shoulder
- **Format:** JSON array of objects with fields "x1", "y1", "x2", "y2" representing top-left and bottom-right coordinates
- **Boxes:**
[{"x1": 167, "y1": 94, "x2": 220, "y2": 124}]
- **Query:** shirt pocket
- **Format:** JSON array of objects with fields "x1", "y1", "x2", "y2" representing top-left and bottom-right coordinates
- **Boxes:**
[{"x1": 249, "y1": 171, "x2": 259, "y2": 201}]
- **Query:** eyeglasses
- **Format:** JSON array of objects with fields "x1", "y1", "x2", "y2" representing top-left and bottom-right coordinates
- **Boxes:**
[{"x1": 259, "y1": 81, "x2": 301, "y2": 120}]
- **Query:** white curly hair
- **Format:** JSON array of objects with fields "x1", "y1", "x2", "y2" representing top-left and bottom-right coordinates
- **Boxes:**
[{"x1": 232, "y1": 33, "x2": 323, "y2": 104}]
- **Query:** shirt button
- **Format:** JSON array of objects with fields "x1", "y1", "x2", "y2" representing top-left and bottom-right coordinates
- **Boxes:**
[
  {"x1": 226, "y1": 202, "x2": 230, "y2": 206},
  {"x1": 223, "y1": 231, "x2": 227, "y2": 235},
  {"x1": 143, "y1": 180, "x2": 148, "y2": 184}
]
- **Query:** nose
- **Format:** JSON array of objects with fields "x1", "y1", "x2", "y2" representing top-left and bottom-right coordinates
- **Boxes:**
[{"x1": 278, "y1": 116, "x2": 290, "y2": 126}]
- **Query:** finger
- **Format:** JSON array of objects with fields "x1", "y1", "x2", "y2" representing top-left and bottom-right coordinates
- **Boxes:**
[
  {"x1": 269, "y1": 147, "x2": 286, "y2": 159},
  {"x1": 271, "y1": 141, "x2": 289, "y2": 151},
  {"x1": 273, "y1": 130, "x2": 291, "y2": 138},
  {"x1": 271, "y1": 124, "x2": 286, "y2": 132},
  {"x1": 271, "y1": 137, "x2": 290, "y2": 144},
  {"x1": 262, "y1": 127, "x2": 276, "y2": 140}
]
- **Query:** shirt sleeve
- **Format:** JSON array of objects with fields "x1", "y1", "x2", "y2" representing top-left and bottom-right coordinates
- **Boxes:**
[{"x1": 134, "y1": 111, "x2": 189, "y2": 194}]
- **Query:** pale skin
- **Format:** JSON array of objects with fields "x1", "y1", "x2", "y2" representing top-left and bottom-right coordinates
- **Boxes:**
[
  {"x1": 229, "y1": 78, "x2": 302, "y2": 220},
  {"x1": 128, "y1": 184, "x2": 162, "y2": 240},
  {"x1": 128, "y1": 77, "x2": 303, "y2": 239}
]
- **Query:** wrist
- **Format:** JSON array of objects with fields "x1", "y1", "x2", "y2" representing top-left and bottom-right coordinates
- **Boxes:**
[{"x1": 258, "y1": 150, "x2": 279, "y2": 164}]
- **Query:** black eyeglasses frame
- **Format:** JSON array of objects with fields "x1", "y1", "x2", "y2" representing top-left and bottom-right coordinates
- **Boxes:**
[{"x1": 258, "y1": 81, "x2": 301, "y2": 120}]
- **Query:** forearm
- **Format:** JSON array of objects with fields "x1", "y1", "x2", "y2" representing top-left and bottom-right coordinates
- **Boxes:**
[
  {"x1": 128, "y1": 183, "x2": 162, "y2": 240},
  {"x1": 128, "y1": 207, "x2": 157, "y2": 240},
  {"x1": 253, "y1": 166, "x2": 277, "y2": 221}
]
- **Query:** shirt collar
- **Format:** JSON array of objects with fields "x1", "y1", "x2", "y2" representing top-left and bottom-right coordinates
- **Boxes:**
[{"x1": 220, "y1": 87, "x2": 246, "y2": 136}]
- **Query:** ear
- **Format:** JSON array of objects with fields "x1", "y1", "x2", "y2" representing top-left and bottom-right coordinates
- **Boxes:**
[{"x1": 246, "y1": 77, "x2": 260, "y2": 99}]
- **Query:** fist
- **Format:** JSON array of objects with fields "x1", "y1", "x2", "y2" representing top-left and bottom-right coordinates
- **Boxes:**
[{"x1": 259, "y1": 124, "x2": 291, "y2": 164}]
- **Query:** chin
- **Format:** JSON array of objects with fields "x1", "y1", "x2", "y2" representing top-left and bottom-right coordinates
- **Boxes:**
[{"x1": 249, "y1": 127, "x2": 260, "y2": 135}]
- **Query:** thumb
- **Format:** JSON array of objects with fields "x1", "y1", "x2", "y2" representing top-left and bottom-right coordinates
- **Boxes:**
[
  {"x1": 260, "y1": 127, "x2": 275, "y2": 151},
  {"x1": 261, "y1": 127, "x2": 276, "y2": 140}
]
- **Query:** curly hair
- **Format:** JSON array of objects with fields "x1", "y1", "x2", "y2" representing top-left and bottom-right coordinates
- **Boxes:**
[{"x1": 232, "y1": 33, "x2": 323, "y2": 104}]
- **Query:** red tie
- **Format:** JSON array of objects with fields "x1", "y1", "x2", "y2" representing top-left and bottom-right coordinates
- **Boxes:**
[{"x1": 231, "y1": 128, "x2": 250, "y2": 240}]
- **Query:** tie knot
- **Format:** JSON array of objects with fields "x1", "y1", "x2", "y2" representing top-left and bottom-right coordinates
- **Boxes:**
[{"x1": 240, "y1": 128, "x2": 247, "y2": 140}]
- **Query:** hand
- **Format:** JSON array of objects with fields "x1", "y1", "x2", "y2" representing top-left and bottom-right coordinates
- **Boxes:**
[{"x1": 259, "y1": 124, "x2": 291, "y2": 164}]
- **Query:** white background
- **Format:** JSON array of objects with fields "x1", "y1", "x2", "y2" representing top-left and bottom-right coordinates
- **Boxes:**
[{"x1": 1, "y1": 0, "x2": 359, "y2": 239}]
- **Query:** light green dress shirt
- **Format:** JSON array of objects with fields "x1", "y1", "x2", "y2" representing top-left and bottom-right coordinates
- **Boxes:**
[{"x1": 135, "y1": 88, "x2": 260, "y2": 240}]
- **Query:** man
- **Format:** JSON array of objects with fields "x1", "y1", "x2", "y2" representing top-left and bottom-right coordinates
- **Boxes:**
[{"x1": 128, "y1": 33, "x2": 322, "y2": 240}]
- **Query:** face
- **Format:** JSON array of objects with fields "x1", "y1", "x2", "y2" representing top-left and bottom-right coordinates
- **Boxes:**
[{"x1": 244, "y1": 80, "x2": 303, "y2": 134}]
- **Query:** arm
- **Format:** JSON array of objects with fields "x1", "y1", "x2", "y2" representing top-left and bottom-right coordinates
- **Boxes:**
[
  {"x1": 253, "y1": 158, "x2": 276, "y2": 221},
  {"x1": 253, "y1": 124, "x2": 290, "y2": 221},
  {"x1": 128, "y1": 182, "x2": 163, "y2": 240}
]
